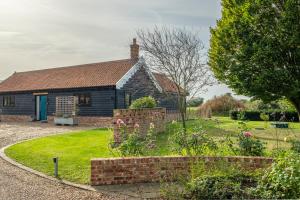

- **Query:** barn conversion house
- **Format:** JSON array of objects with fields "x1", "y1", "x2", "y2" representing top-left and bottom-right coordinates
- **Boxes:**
[{"x1": 0, "y1": 39, "x2": 179, "y2": 126}]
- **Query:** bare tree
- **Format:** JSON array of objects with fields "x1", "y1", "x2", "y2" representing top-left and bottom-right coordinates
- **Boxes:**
[{"x1": 137, "y1": 26, "x2": 215, "y2": 131}]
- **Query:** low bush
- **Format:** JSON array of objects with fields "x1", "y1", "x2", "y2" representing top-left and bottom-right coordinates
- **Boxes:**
[
  {"x1": 186, "y1": 176, "x2": 248, "y2": 199},
  {"x1": 230, "y1": 110, "x2": 299, "y2": 122},
  {"x1": 171, "y1": 126, "x2": 217, "y2": 156},
  {"x1": 118, "y1": 132, "x2": 145, "y2": 156},
  {"x1": 223, "y1": 121, "x2": 266, "y2": 156},
  {"x1": 291, "y1": 140, "x2": 300, "y2": 153},
  {"x1": 251, "y1": 151, "x2": 300, "y2": 199},
  {"x1": 129, "y1": 96, "x2": 157, "y2": 109},
  {"x1": 238, "y1": 132, "x2": 265, "y2": 156},
  {"x1": 114, "y1": 120, "x2": 157, "y2": 156},
  {"x1": 161, "y1": 161, "x2": 259, "y2": 199}
]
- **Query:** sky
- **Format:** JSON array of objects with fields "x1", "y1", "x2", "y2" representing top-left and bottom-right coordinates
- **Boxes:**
[{"x1": 0, "y1": 0, "x2": 248, "y2": 100}]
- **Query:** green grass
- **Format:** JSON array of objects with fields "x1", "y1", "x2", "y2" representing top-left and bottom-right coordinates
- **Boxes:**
[
  {"x1": 5, "y1": 117, "x2": 300, "y2": 184},
  {"x1": 5, "y1": 129, "x2": 114, "y2": 184},
  {"x1": 152, "y1": 117, "x2": 300, "y2": 155}
]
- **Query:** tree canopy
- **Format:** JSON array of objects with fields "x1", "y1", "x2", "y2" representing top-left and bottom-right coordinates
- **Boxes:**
[{"x1": 209, "y1": 0, "x2": 300, "y2": 114}]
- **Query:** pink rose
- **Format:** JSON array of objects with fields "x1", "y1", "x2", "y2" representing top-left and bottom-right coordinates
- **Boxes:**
[
  {"x1": 243, "y1": 131, "x2": 252, "y2": 137},
  {"x1": 134, "y1": 123, "x2": 140, "y2": 129},
  {"x1": 116, "y1": 119, "x2": 125, "y2": 127}
]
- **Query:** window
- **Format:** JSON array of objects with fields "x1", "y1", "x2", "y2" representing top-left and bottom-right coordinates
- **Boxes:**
[
  {"x1": 3, "y1": 96, "x2": 15, "y2": 107},
  {"x1": 76, "y1": 93, "x2": 91, "y2": 106}
]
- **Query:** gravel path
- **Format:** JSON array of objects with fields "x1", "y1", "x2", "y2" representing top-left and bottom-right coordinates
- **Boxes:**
[{"x1": 0, "y1": 122, "x2": 122, "y2": 200}]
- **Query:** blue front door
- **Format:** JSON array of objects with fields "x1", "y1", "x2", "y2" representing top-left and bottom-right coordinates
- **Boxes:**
[{"x1": 40, "y1": 96, "x2": 47, "y2": 121}]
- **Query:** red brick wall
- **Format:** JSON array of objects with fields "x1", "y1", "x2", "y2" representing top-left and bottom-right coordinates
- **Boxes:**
[
  {"x1": 113, "y1": 108, "x2": 166, "y2": 143},
  {"x1": 47, "y1": 116, "x2": 113, "y2": 127},
  {"x1": 0, "y1": 115, "x2": 112, "y2": 127},
  {"x1": 91, "y1": 156, "x2": 273, "y2": 186},
  {"x1": 0, "y1": 115, "x2": 32, "y2": 122}
]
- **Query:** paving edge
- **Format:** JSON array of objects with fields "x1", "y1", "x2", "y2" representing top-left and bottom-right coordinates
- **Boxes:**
[{"x1": 0, "y1": 143, "x2": 98, "y2": 193}]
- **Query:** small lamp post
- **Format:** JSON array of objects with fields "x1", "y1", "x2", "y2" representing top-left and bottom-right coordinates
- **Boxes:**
[{"x1": 53, "y1": 157, "x2": 58, "y2": 178}]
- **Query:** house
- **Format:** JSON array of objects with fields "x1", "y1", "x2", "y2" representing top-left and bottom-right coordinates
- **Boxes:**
[{"x1": 0, "y1": 39, "x2": 179, "y2": 125}]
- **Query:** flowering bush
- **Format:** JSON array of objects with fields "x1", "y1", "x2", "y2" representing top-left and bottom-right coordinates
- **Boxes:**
[
  {"x1": 116, "y1": 121, "x2": 157, "y2": 156},
  {"x1": 118, "y1": 131, "x2": 145, "y2": 156},
  {"x1": 238, "y1": 131, "x2": 265, "y2": 156},
  {"x1": 243, "y1": 131, "x2": 252, "y2": 137},
  {"x1": 171, "y1": 126, "x2": 217, "y2": 156}
]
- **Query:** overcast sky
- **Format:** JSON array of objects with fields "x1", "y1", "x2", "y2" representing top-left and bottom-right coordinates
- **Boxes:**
[{"x1": 0, "y1": 0, "x2": 248, "y2": 100}]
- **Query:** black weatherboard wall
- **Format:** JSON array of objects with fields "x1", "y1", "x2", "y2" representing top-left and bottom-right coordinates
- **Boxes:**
[
  {"x1": 47, "y1": 88, "x2": 116, "y2": 116},
  {"x1": 0, "y1": 87, "x2": 117, "y2": 117},
  {"x1": 0, "y1": 93, "x2": 35, "y2": 115},
  {"x1": 119, "y1": 66, "x2": 179, "y2": 110}
]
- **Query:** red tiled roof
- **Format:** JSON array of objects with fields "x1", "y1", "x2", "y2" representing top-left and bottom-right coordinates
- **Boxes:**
[
  {"x1": 153, "y1": 73, "x2": 179, "y2": 93},
  {"x1": 0, "y1": 59, "x2": 137, "y2": 93}
]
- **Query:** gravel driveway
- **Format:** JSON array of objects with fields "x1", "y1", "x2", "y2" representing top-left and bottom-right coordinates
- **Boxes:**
[{"x1": 0, "y1": 122, "x2": 121, "y2": 200}]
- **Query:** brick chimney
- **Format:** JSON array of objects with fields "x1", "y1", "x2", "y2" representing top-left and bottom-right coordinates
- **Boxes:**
[{"x1": 130, "y1": 38, "x2": 139, "y2": 60}]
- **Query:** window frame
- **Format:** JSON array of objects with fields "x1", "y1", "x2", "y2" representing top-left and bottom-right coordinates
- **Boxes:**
[
  {"x1": 74, "y1": 93, "x2": 92, "y2": 107},
  {"x1": 3, "y1": 95, "x2": 16, "y2": 107}
]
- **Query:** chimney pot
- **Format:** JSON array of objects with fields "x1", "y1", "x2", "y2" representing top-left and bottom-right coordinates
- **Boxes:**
[{"x1": 130, "y1": 38, "x2": 139, "y2": 60}]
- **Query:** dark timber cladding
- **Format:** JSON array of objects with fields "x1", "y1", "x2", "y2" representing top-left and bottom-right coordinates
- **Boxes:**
[{"x1": 0, "y1": 87, "x2": 117, "y2": 117}]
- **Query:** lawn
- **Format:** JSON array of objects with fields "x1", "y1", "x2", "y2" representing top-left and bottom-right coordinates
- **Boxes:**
[
  {"x1": 5, "y1": 117, "x2": 300, "y2": 184},
  {"x1": 5, "y1": 129, "x2": 114, "y2": 184}
]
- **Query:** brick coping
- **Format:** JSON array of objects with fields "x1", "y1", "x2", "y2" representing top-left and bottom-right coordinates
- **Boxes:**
[
  {"x1": 91, "y1": 155, "x2": 273, "y2": 161},
  {"x1": 114, "y1": 107, "x2": 166, "y2": 111}
]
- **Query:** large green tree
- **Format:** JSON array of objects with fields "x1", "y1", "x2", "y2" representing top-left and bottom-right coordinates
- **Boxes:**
[{"x1": 209, "y1": 0, "x2": 300, "y2": 117}]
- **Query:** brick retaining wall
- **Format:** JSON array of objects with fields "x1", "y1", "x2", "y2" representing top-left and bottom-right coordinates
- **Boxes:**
[
  {"x1": 91, "y1": 156, "x2": 273, "y2": 185},
  {"x1": 113, "y1": 108, "x2": 166, "y2": 143},
  {"x1": 0, "y1": 115, "x2": 32, "y2": 122},
  {"x1": 0, "y1": 114, "x2": 112, "y2": 127},
  {"x1": 48, "y1": 116, "x2": 112, "y2": 127}
]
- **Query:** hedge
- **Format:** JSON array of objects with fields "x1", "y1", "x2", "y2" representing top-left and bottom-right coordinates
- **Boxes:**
[{"x1": 230, "y1": 110, "x2": 299, "y2": 122}]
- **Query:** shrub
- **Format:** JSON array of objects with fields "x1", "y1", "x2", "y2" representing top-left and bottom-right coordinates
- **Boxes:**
[
  {"x1": 187, "y1": 97, "x2": 204, "y2": 107},
  {"x1": 251, "y1": 151, "x2": 300, "y2": 199},
  {"x1": 129, "y1": 96, "x2": 157, "y2": 109},
  {"x1": 260, "y1": 112, "x2": 269, "y2": 128},
  {"x1": 245, "y1": 99, "x2": 296, "y2": 112},
  {"x1": 118, "y1": 132, "x2": 145, "y2": 156},
  {"x1": 238, "y1": 132, "x2": 265, "y2": 156},
  {"x1": 161, "y1": 161, "x2": 258, "y2": 199},
  {"x1": 198, "y1": 93, "x2": 245, "y2": 117},
  {"x1": 259, "y1": 112, "x2": 269, "y2": 121},
  {"x1": 230, "y1": 110, "x2": 299, "y2": 122},
  {"x1": 186, "y1": 176, "x2": 247, "y2": 199},
  {"x1": 291, "y1": 140, "x2": 300, "y2": 153},
  {"x1": 171, "y1": 126, "x2": 217, "y2": 156},
  {"x1": 115, "y1": 121, "x2": 157, "y2": 156}
]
